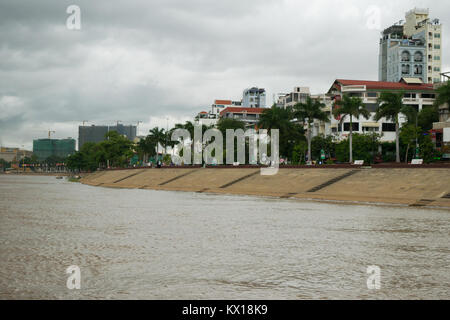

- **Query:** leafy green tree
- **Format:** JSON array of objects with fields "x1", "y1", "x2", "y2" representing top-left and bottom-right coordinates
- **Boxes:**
[
  {"x1": 375, "y1": 91, "x2": 408, "y2": 163},
  {"x1": 137, "y1": 135, "x2": 157, "y2": 163},
  {"x1": 419, "y1": 135, "x2": 441, "y2": 163},
  {"x1": 311, "y1": 135, "x2": 336, "y2": 161},
  {"x1": 333, "y1": 94, "x2": 370, "y2": 163},
  {"x1": 335, "y1": 133, "x2": 380, "y2": 164},
  {"x1": 434, "y1": 80, "x2": 450, "y2": 109},
  {"x1": 293, "y1": 97, "x2": 329, "y2": 163},
  {"x1": 292, "y1": 141, "x2": 308, "y2": 164},
  {"x1": 400, "y1": 124, "x2": 422, "y2": 163},
  {"x1": 100, "y1": 131, "x2": 133, "y2": 167},
  {"x1": 258, "y1": 104, "x2": 305, "y2": 159},
  {"x1": 417, "y1": 106, "x2": 439, "y2": 131}
]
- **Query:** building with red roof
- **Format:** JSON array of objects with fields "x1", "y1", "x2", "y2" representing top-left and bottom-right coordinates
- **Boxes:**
[{"x1": 327, "y1": 78, "x2": 437, "y2": 142}]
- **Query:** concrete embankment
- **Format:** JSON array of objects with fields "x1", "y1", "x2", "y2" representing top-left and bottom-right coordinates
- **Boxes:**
[{"x1": 80, "y1": 167, "x2": 450, "y2": 209}]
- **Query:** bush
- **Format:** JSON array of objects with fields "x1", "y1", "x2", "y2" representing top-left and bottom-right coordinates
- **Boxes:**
[{"x1": 336, "y1": 133, "x2": 380, "y2": 164}]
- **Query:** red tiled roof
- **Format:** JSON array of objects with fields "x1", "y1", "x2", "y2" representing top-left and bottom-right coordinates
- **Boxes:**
[
  {"x1": 214, "y1": 100, "x2": 233, "y2": 105},
  {"x1": 333, "y1": 79, "x2": 434, "y2": 91},
  {"x1": 219, "y1": 107, "x2": 267, "y2": 117},
  {"x1": 198, "y1": 111, "x2": 208, "y2": 114}
]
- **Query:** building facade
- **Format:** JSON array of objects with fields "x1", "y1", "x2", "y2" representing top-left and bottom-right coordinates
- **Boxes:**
[
  {"x1": 219, "y1": 107, "x2": 266, "y2": 128},
  {"x1": 277, "y1": 87, "x2": 311, "y2": 109},
  {"x1": 195, "y1": 99, "x2": 242, "y2": 126},
  {"x1": 327, "y1": 78, "x2": 436, "y2": 142},
  {"x1": 0, "y1": 147, "x2": 33, "y2": 162},
  {"x1": 78, "y1": 124, "x2": 137, "y2": 150},
  {"x1": 242, "y1": 87, "x2": 266, "y2": 108},
  {"x1": 33, "y1": 138, "x2": 76, "y2": 161},
  {"x1": 379, "y1": 8, "x2": 442, "y2": 84},
  {"x1": 404, "y1": 8, "x2": 442, "y2": 84}
]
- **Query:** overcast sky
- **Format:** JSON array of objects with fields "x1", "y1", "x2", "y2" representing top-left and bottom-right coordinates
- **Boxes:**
[{"x1": 0, "y1": 0, "x2": 449, "y2": 150}]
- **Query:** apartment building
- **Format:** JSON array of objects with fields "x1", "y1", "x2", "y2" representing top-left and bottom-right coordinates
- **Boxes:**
[
  {"x1": 79, "y1": 124, "x2": 137, "y2": 150},
  {"x1": 327, "y1": 78, "x2": 436, "y2": 142},
  {"x1": 219, "y1": 107, "x2": 266, "y2": 128},
  {"x1": 404, "y1": 8, "x2": 442, "y2": 84},
  {"x1": 195, "y1": 99, "x2": 242, "y2": 126},
  {"x1": 379, "y1": 8, "x2": 442, "y2": 84},
  {"x1": 242, "y1": 87, "x2": 266, "y2": 108},
  {"x1": 277, "y1": 87, "x2": 311, "y2": 109}
]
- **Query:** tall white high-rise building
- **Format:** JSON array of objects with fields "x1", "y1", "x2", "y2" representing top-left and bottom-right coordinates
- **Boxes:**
[
  {"x1": 404, "y1": 8, "x2": 442, "y2": 84},
  {"x1": 378, "y1": 8, "x2": 443, "y2": 84}
]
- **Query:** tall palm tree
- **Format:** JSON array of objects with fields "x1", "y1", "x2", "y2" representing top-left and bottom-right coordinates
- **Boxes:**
[
  {"x1": 333, "y1": 94, "x2": 370, "y2": 163},
  {"x1": 258, "y1": 104, "x2": 301, "y2": 159},
  {"x1": 148, "y1": 127, "x2": 166, "y2": 155},
  {"x1": 293, "y1": 97, "x2": 329, "y2": 163},
  {"x1": 375, "y1": 91, "x2": 408, "y2": 163}
]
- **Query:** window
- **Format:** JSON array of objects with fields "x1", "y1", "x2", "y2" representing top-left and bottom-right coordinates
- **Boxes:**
[
  {"x1": 434, "y1": 56, "x2": 441, "y2": 60},
  {"x1": 401, "y1": 64, "x2": 410, "y2": 75},
  {"x1": 382, "y1": 123, "x2": 396, "y2": 132},
  {"x1": 404, "y1": 93, "x2": 417, "y2": 98},
  {"x1": 434, "y1": 67, "x2": 441, "y2": 72},
  {"x1": 401, "y1": 51, "x2": 410, "y2": 62},
  {"x1": 414, "y1": 65, "x2": 423, "y2": 75},
  {"x1": 363, "y1": 127, "x2": 379, "y2": 132},
  {"x1": 434, "y1": 44, "x2": 441, "y2": 49},
  {"x1": 422, "y1": 93, "x2": 435, "y2": 99},
  {"x1": 343, "y1": 123, "x2": 359, "y2": 132},
  {"x1": 414, "y1": 52, "x2": 423, "y2": 62},
  {"x1": 434, "y1": 33, "x2": 441, "y2": 38},
  {"x1": 367, "y1": 92, "x2": 377, "y2": 98}
]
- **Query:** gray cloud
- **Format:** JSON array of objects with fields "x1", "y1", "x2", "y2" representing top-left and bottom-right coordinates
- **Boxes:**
[{"x1": 0, "y1": 0, "x2": 448, "y2": 149}]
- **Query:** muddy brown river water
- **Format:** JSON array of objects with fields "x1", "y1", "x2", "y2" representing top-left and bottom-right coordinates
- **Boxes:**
[{"x1": 0, "y1": 175, "x2": 449, "y2": 299}]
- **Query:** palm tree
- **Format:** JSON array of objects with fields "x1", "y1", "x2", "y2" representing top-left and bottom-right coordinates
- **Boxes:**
[
  {"x1": 375, "y1": 91, "x2": 408, "y2": 163},
  {"x1": 258, "y1": 104, "x2": 302, "y2": 159},
  {"x1": 137, "y1": 135, "x2": 157, "y2": 163},
  {"x1": 293, "y1": 97, "x2": 329, "y2": 163},
  {"x1": 435, "y1": 80, "x2": 450, "y2": 109},
  {"x1": 148, "y1": 127, "x2": 166, "y2": 155},
  {"x1": 333, "y1": 94, "x2": 370, "y2": 163}
]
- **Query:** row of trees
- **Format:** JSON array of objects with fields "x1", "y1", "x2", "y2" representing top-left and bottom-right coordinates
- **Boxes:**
[
  {"x1": 258, "y1": 80, "x2": 450, "y2": 164},
  {"x1": 65, "y1": 81, "x2": 450, "y2": 171}
]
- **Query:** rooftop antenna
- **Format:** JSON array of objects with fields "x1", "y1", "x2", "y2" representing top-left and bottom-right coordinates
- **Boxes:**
[{"x1": 48, "y1": 130, "x2": 55, "y2": 139}]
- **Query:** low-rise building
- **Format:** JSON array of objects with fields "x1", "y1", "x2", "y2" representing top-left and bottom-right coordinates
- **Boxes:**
[
  {"x1": 0, "y1": 147, "x2": 33, "y2": 162},
  {"x1": 219, "y1": 107, "x2": 266, "y2": 128},
  {"x1": 277, "y1": 87, "x2": 311, "y2": 109},
  {"x1": 195, "y1": 99, "x2": 242, "y2": 126},
  {"x1": 327, "y1": 78, "x2": 436, "y2": 142}
]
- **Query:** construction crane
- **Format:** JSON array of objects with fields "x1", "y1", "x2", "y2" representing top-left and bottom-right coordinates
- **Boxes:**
[{"x1": 48, "y1": 130, "x2": 55, "y2": 139}]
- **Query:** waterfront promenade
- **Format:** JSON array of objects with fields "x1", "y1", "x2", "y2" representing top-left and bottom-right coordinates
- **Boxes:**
[{"x1": 80, "y1": 166, "x2": 450, "y2": 209}]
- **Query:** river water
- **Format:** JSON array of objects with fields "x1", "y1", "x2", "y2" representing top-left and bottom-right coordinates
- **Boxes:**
[{"x1": 0, "y1": 175, "x2": 449, "y2": 300}]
